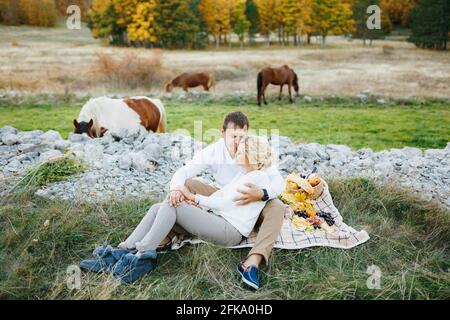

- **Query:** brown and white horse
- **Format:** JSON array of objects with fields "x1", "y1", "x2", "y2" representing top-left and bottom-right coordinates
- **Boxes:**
[
  {"x1": 165, "y1": 72, "x2": 215, "y2": 92},
  {"x1": 257, "y1": 65, "x2": 299, "y2": 106},
  {"x1": 73, "y1": 96, "x2": 167, "y2": 138}
]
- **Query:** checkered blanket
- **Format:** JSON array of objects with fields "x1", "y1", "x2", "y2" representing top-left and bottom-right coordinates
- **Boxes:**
[{"x1": 170, "y1": 181, "x2": 370, "y2": 251}]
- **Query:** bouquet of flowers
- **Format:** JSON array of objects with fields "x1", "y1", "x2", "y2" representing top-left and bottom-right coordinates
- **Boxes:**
[{"x1": 279, "y1": 172, "x2": 335, "y2": 233}]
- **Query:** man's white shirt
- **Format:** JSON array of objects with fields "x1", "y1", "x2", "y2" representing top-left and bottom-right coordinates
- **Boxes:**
[{"x1": 170, "y1": 138, "x2": 285, "y2": 200}]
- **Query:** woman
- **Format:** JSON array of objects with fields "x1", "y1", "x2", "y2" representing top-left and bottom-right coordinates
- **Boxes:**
[{"x1": 80, "y1": 135, "x2": 275, "y2": 283}]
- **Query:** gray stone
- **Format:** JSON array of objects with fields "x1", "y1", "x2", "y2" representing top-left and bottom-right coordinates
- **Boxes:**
[
  {"x1": 40, "y1": 130, "x2": 63, "y2": 142},
  {"x1": 69, "y1": 133, "x2": 90, "y2": 143},
  {"x1": 39, "y1": 150, "x2": 63, "y2": 162},
  {"x1": 143, "y1": 143, "x2": 161, "y2": 161},
  {"x1": 130, "y1": 151, "x2": 149, "y2": 171},
  {"x1": 401, "y1": 147, "x2": 423, "y2": 158},
  {"x1": 0, "y1": 126, "x2": 18, "y2": 137},
  {"x1": 119, "y1": 154, "x2": 132, "y2": 170},
  {"x1": 2, "y1": 134, "x2": 18, "y2": 145},
  {"x1": 108, "y1": 128, "x2": 128, "y2": 141},
  {"x1": 54, "y1": 140, "x2": 70, "y2": 151}
]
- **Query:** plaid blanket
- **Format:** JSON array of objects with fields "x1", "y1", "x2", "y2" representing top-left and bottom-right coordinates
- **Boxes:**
[{"x1": 170, "y1": 181, "x2": 370, "y2": 251}]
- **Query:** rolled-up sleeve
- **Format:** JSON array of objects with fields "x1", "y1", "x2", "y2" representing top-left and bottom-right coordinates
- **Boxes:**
[{"x1": 169, "y1": 144, "x2": 213, "y2": 191}]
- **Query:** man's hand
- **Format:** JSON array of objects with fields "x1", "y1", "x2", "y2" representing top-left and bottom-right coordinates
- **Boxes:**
[
  {"x1": 168, "y1": 190, "x2": 185, "y2": 207},
  {"x1": 233, "y1": 182, "x2": 264, "y2": 206}
]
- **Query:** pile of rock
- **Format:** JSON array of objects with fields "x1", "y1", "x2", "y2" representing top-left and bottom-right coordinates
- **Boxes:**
[{"x1": 1, "y1": 125, "x2": 449, "y2": 209}]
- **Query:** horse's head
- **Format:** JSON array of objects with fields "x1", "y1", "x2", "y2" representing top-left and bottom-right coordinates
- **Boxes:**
[
  {"x1": 73, "y1": 119, "x2": 94, "y2": 138},
  {"x1": 164, "y1": 81, "x2": 173, "y2": 93}
]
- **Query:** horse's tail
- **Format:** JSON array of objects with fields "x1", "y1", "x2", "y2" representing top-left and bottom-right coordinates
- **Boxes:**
[
  {"x1": 257, "y1": 72, "x2": 263, "y2": 105},
  {"x1": 208, "y1": 73, "x2": 216, "y2": 91},
  {"x1": 154, "y1": 99, "x2": 167, "y2": 133}
]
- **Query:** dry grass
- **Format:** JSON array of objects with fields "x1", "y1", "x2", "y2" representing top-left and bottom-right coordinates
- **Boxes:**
[
  {"x1": 90, "y1": 51, "x2": 165, "y2": 90},
  {"x1": 0, "y1": 25, "x2": 449, "y2": 98}
]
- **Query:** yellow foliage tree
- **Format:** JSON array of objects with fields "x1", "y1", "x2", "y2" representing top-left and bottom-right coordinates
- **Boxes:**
[
  {"x1": 199, "y1": 0, "x2": 231, "y2": 47},
  {"x1": 255, "y1": 0, "x2": 280, "y2": 44},
  {"x1": 312, "y1": 0, "x2": 355, "y2": 44},
  {"x1": 230, "y1": 0, "x2": 250, "y2": 47},
  {"x1": 19, "y1": 0, "x2": 58, "y2": 26},
  {"x1": 126, "y1": 0, "x2": 158, "y2": 43},
  {"x1": 295, "y1": 0, "x2": 314, "y2": 43},
  {"x1": 279, "y1": 0, "x2": 313, "y2": 45},
  {"x1": 380, "y1": 0, "x2": 416, "y2": 27}
]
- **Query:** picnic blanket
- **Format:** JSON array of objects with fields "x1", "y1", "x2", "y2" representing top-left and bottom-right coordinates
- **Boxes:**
[{"x1": 170, "y1": 181, "x2": 370, "y2": 251}]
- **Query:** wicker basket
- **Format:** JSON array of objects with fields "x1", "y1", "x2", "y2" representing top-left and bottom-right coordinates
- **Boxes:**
[{"x1": 308, "y1": 174, "x2": 324, "y2": 200}]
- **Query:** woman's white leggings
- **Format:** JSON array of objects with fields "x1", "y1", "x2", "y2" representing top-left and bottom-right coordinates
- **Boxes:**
[{"x1": 122, "y1": 202, "x2": 242, "y2": 252}]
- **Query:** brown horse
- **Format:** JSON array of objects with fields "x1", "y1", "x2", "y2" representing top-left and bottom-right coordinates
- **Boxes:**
[
  {"x1": 165, "y1": 72, "x2": 215, "y2": 93},
  {"x1": 257, "y1": 65, "x2": 299, "y2": 106}
]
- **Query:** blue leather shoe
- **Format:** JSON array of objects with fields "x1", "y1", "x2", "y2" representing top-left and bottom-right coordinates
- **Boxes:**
[
  {"x1": 237, "y1": 262, "x2": 260, "y2": 290},
  {"x1": 113, "y1": 250, "x2": 157, "y2": 284}
]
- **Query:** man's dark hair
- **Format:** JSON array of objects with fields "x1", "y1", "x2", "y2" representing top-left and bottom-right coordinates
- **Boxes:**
[{"x1": 222, "y1": 111, "x2": 249, "y2": 130}]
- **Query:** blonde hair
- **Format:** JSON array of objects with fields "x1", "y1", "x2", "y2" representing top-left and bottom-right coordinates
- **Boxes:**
[{"x1": 240, "y1": 135, "x2": 274, "y2": 170}]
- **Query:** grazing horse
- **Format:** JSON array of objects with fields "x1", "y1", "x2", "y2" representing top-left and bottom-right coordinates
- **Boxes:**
[
  {"x1": 257, "y1": 65, "x2": 299, "y2": 106},
  {"x1": 165, "y1": 72, "x2": 215, "y2": 93},
  {"x1": 73, "y1": 96, "x2": 167, "y2": 138}
]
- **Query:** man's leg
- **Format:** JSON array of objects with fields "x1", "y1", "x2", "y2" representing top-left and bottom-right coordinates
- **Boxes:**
[
  {"x1": 185, "y1": 178, "x2": 219, "y2": 196},
  {"x1": 244, "y1": 199, "x2": 288, "y2": 266}
]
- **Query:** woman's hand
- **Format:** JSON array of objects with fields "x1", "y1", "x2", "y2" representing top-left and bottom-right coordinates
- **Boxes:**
[{"x1": 174, "y1": 186, "x2": 196, "y2": 202}]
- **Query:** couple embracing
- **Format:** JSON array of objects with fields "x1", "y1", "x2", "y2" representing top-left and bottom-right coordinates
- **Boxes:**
[{"x1": 80, "y1": 111, "x2": 288, "y2": 290}]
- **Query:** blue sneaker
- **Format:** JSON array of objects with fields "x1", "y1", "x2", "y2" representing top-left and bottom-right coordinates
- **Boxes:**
[
  {"x1": 80, "y1": 242, "x2": 132, "y2": 273},
  {"x1": 113, "y1": 250, "x2": 157, "y2": 284},
  {"x1": 237, "y1": 262, "x2": 260, "y2": 290}
]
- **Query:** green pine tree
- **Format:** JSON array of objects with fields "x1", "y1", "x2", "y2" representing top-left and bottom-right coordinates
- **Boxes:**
[
  {"x1": 155, "y1": 0, "x2": 200, "y2": 49},
  {"x1": 408, "y1": 0, "x2": 449, "y2": 50},
  {"x1": 245, "y1": 0, "x2": 260, "y2": 45},
  {"x1": 188, "y1": 0, "x2": 209, "y2": 48},
  {"x1": 353, "y1": 0, "x2": 391, "y2": 46}
]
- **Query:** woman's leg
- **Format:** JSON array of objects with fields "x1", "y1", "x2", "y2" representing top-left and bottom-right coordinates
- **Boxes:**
[
  {"x1": 136, "y1": 202, "x2": 177, "y2": 252},
  {"x1": 175, "y1": 202, "x2": 242, "y2": 247},
  {"x1": 120, "y1": 203, "x2": 162, "y2": 249}
]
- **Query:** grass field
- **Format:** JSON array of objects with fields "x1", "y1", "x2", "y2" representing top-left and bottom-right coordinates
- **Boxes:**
[
  {"x1": 0, "y1": 178, "x2": 448, "y2": 300},
  {"x1": 0, "y1": 96, "x2": 449, "y2": 151}
]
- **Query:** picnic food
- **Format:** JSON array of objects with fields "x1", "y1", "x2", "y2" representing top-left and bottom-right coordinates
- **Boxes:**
[
  {"x1": 280, "y1": 172, "x2": 335, "y2": 233},
  {"x1": 308, "y1": 177, "x2": 321, "y2": 187}
]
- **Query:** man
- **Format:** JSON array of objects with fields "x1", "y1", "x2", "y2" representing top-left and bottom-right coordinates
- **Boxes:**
[{"x1": 168, "y1": 111, "x2": 287, "y2": 289}]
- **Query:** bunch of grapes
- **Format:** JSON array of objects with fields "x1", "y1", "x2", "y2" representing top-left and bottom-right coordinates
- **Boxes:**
[
  {"x1": 317, "y1": 211, "x2": 335, "y2": 226},
  {"x1": 294, "y1": 211, "x2": 308, "y2": 219}
]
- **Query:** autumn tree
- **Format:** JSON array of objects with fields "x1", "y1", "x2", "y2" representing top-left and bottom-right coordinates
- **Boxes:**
[
  {"x1": 279, "y1": 0, "x2": 313, "y2": 46},
  {"x1": 88, "y1": 0, "x2": 158, "y2": 46},
  {"x1": 231, "y1": 0, "x2": 250, "y2": 48},
  {"x1": 154, "y1": 0, "x2": 200, "y2": 49},
  {"x1": 380, "y1": 0, "x2": 416, "y2": 28},
  {"x1": 312, "y1": 0, "x2": 355, "y2": 45},
  {"x1": 255, "y1": 0, "x2": 279, "y2": 45},
  {"x1": 199, "y1": 0, "x2": 231, "y2": 47},
  {"x1": 294, "y1": 0, "x2": 314, "y2": 46},
  {"x1": 87, "y1": 0, "x2": 125, "y2": 44},
  {"x1": 126, "y1": 0, "x2": 158, "y2": 46},
  {"x1": 0, "y1": 0, "x2": 22, "y2": 25}
]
